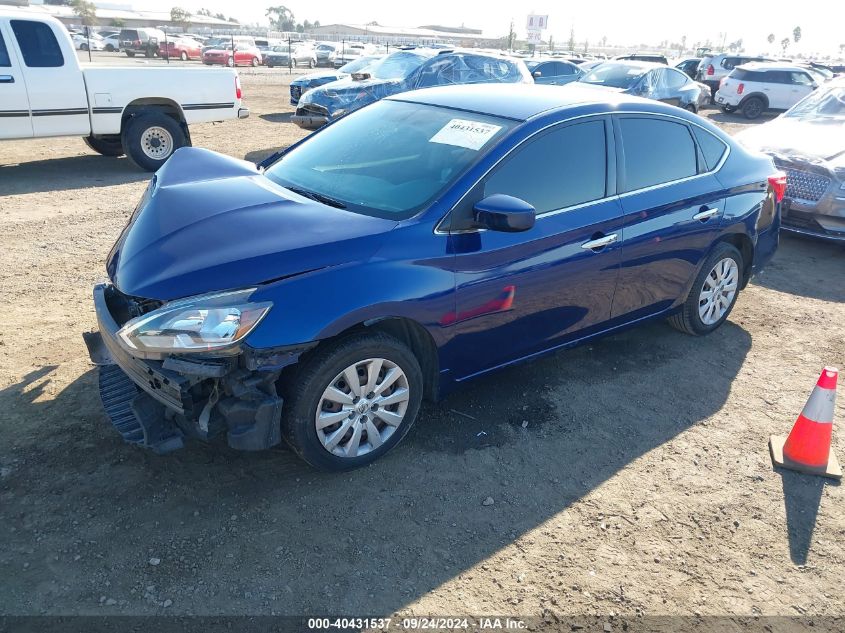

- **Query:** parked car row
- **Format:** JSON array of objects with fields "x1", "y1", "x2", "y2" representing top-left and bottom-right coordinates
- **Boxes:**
[{"x1": 291, "y1": 51, "x2": 711, "y2": 130}]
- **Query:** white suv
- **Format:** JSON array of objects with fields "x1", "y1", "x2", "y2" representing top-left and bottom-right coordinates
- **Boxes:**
[
  {"x1": 715, "y1": 63, "x2": 820, "y2": 119},
  {"x1": 696, "y1": 53, "x2": 777, "y2": 97}
]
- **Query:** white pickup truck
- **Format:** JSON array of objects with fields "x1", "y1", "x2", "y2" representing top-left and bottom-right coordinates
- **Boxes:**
[{"x1": 0, "y1": 9, "x2": 248, "y2": 170}]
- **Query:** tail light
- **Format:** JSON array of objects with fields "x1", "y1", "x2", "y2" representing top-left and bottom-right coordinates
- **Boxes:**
[
  {"x1": 769, "y1": 172, "x2": 787, "y2": 203},
  {"x1": 235, "y1": 76, "x2": 242, "y2": 100},
  {"x1": 707, "y1": 64, "x2": 714, "y2": 75},
  {"x1": 736, "y1": 83, "x2": 745, "y2": 95}
]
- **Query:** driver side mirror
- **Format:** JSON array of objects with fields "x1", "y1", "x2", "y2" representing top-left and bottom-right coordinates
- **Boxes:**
[
  {"x1": 473, "y1": 194, "x2": 535, "y2": 232},
  {"x1": 532, "y1": 70, "x2": 542, "y2": 78}
]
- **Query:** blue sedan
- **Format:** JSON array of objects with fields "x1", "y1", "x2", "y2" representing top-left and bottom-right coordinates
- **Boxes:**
[{"x1": 86, "y1": 84, "x2": 783, "y2": 470}]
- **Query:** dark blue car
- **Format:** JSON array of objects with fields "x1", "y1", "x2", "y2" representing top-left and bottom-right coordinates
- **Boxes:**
[{"x1": 86, "y1": 84, "x2": 783, "y2": 471}]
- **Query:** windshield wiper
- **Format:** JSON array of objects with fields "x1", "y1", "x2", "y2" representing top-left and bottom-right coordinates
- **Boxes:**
[{"x1": 285, "y1": 186, "x2": 347, "y2": 209}]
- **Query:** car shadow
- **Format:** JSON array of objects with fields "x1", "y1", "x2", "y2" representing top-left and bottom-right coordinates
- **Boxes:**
[
  {"x1": 259, "y1": 113, "x2": 293, "y2": 124},
  {"x1": 704, "y1": 111, "x2": 778, "y2": 125},
  {"x1": 1, "y1": 319, "x2": 755, "y2": 615},
  {"x1": 751, "y1": 234, "x2": 845, "y2": 302},
  {"x1": 243, "y1": 146, "x2": 287, "y2": 164},
  {"x1": 0, "y1": 155, "x2": 148, "y2": 196}
]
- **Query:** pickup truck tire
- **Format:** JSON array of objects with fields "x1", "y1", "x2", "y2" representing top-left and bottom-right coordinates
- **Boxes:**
[
  {"x1": 84, "y1": 135, "x2": 124, "y2": 157},
  {"x1": 125, "y1": 51, "x2": 135, "y2": 57},
  {"x1": 122, "y1": 112, "x2": 187, "y2": 171}
]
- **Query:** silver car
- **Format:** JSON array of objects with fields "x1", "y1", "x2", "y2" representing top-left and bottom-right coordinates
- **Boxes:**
[{"x1": 736, "y1": 79, "x2": 845, "y2": 242}]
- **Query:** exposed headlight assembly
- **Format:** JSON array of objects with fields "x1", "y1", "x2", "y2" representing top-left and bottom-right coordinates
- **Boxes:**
[{"x1": 117, "y1": 288, "x2": 271, "y2": 355}]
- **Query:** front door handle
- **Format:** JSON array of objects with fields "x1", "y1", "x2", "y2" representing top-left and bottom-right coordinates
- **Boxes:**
[
  {"x1": 581, "y1": 233, "x2": 618, "y2": 250},
  {"x1": 0, "y1": 75, "x2": 14, "y2": 84},
  {"x1": 693, "y1": 207, "x2": 719, "y2": 221}
]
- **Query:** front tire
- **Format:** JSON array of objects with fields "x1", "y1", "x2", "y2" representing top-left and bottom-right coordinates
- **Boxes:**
[
  {"x1": 121, "y1": 112, "x2": 188, "y2": 171},
  {"x1": 83, "y1": 135, "x2": 124, "y2": 157},
  {"x1": 180, "y1": 51, "x2": 188, "y2": 61},
  {"x1": 281, "y1": 332, "x2": 423, "y2": 471},
  {"x1": 126, "y1": 51, "x2": 135, "y2": 57},
  {"x1": 227, "y1": 56, "x2": 234, "y2": 67},
  {"x1": 251, "y1": 56, "x2": 259, "y2": 67},
  {"x1": 669, "y1": 242, "x2": 743, "y2": 336}
]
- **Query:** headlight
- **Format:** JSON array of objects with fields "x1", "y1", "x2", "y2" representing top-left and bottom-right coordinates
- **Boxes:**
[{"x1": 117, "y1": 288, "x2": 271, "y2": 355}]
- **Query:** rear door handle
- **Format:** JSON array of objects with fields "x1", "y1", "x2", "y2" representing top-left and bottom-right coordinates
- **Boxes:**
[
  {"x1": 0, "y1": 75, "x2": 14, "y2": 84},
  {"x1": 581, "y1": 233, "x2": 618, "y2": 250},
  {"x1": 693, "y1": 206, "x2": 719, "y2": 221}
]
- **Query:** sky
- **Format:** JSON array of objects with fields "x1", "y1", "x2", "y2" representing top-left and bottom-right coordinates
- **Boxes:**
[{"x1": 129, "y1": 0, "x2": 844, "y2": 56}]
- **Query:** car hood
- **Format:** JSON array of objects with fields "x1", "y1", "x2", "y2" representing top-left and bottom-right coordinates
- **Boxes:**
[
  {"x1": 298, "y1": 76, "x2": 405, "y2": 114},
  {"x1": 735, "y1": 116, "x2": 845, "y2": 163},
  {"x1": 108, "y1": 148, "x2": 398, "y2": 301},
  {"x1": 574, "y1": 82, "x2": 628, "y2": 93}
]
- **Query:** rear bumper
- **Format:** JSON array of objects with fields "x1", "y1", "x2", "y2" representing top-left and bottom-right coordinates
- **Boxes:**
[
  {"x1": 84, "y1": 284, "x2": 295, "y2": 454},
  {"x1": 782, "y1": 199, "x2": 845, "y2": 242},
  {"x1": 291, "y1": 114, "x2": 328, "y2": 129},
  {"x1": 238, "y1": 107, "x2": 250, "y2": 119}
]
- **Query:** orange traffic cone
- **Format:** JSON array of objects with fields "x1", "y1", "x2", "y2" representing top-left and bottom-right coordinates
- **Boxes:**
[{"x1": 770, "y1": 367, "x2": 841, "y2": 480}]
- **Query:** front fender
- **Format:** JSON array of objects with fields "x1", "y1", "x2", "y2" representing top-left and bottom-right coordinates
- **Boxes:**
[{"x1": 244, "y1": 250, "x2": 456, "y2": 352}]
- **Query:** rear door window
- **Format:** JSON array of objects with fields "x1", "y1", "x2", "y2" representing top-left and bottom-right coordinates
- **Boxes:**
[
  {"x1": 483, "y1": 120, "x2": 607, "y2": 214},
  {"x1": 619, "y1": 117, "x2": 697, "y2": 191},
  {"x1": 10, "y1": 20, "x2": 64, "y2": 67},
  {"x1": 789, "y1": 71, "x2": 814, "y2": 85},
  {"x1": 692, "y1": 126, "x2": 728, "y2": 171}
]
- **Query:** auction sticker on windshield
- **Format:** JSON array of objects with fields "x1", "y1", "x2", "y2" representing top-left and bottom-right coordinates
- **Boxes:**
[{"x1": 430, "y1": 119, "x2": 503, "y2": 150}]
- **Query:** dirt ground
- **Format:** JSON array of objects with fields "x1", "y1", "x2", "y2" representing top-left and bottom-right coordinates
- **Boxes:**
[{"x1": 1, "y1": 61, "x2": 844, "y2": 629}]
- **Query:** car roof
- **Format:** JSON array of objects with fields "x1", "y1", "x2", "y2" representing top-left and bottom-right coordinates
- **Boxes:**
[
  {"x1": 738, "y1": 62, "x2": 814, "y2": 72},
  {"x1": 387, "y1": 83, "x2": 669, "y2": 121}
]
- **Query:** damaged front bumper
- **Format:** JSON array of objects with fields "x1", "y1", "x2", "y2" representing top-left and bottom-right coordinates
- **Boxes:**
[{"x1": 84, "y1": 284, "x2": 310, "y2": 454}]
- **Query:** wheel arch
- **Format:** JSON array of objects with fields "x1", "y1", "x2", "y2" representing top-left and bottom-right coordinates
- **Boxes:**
[
  {"x1": 293, "y1": 316, "x2": 441, "y2": 402},
  {"x1": 717, "y1": 232, "x2": 754, "y2": 288},
  {"x1": 739, "y1": 92, "x2": 769, "y2": 109},
  {"x1": 121, "y1": 98, "x2": 191, "y2": 143}
]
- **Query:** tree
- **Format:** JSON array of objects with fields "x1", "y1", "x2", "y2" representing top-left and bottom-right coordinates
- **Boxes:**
[
  {"x1": 583, "y1": 38, "x2": 589, "y2": 54},
  {"x1": 170, "y1": 7, "x2": 192, "y2": 31},
  {"x1": 507, "y1": 19, "x2": 514, "y2": 51},
  {"x1": 548, "y1": 35, "x2": 554, "y2": 52},
  {"x1": 197, "y1": 8, "x2": 212, "y2": 17},
  {"x1": 780, "y1": 37, "x2": 790, "y2": 53},
  {"x1": 793, "y1": 26, "x2": 802, "y2": 44},
  {"x1": 214, "y1": 13, "x2": 225, "y2": 21},
  {"x1": 266, "y1": 5, "x2": 296, "y2": 32},
  {"x1": 70, "y1": 0, "x2": 97, "y2": 26},
  {"x1": 767, "y1": 33, "x2": 775, "y2": 45},
  {"x1": 314, "y1": 20, "x2": 320, "y2": 28},
  {"x1": 681, "y1": 34, "x2": 687, "y2": 53},
  {"x1": 567, "y1": 25, "x2": 575, "y2": 52},
  {"x1": 110, "y1": 18, "x2": 125, "y2": 27},
  {"x1": 601, "y1": 35, "x2": 607, "y2": 48}
]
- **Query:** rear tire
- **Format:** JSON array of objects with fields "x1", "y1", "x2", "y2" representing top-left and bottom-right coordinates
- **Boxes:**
[
  {"x1": 83, "y1": 135, "x2": 124, "y2": 157},
  {"x1": 227, "y1": 56, "x2": 234, "y2": 67},
  {"x1": 126, "y1": 51, "x2": 135, "y2": 57},
  {"x1": 281, "y1": 332, "x2": 423, "y2": 471},
  {"x1": 121, "y1": 112, "x2": 188, "y2": 172},
  {"x1": 308, "y1": 58, "x2": 315, "y2": 68},
  {"x1": 741, "y1": 97, "x2": 764, "y2": 120},
  {"x1": 684, "y1": 103, "x2": 697, "y2": 113},
  {"x1": 180, "y1": 51, "x2": 188, "y2": 61},
  {"x1": 668, "y1": 242, "x2": 743, "y2": 336},
  {"x1": 251, "y1": 56, "x2": 259, "y2": 67}
]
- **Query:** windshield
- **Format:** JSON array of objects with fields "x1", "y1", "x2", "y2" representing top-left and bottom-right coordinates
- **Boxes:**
[
  {"x1": 264, "y1": 100, "x2": 514, "y2": 219},
  {"x1": 317, "y1": 44, "x2": 336, "y2": 51},
  {"x1": 786, "y1": 86, "x2": 845, "y2": 118},
  {"x1": 581, "y1": 63, "x2": 646, "y2": 88},
  {"x1": 339, "y1": 56, "x2": 379, "y2": 74},
  {"x1": 370, "y1": 52, "x2": 429, "y2": 80}
]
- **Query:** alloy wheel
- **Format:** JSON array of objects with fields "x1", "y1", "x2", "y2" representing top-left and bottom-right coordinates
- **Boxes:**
[
  {"x1": 315, "y1": 358, "x2": 410, "y2": 458},
  {"x1": 698, "y1": 257, "x2": 739, "y2": 325}
]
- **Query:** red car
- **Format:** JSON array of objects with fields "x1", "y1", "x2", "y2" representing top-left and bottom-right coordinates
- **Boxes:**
[
  {"x1": 161, "y1": 38, "x2": 202, "y2": 61},
  {"x1": 202, "y1": 45, "x2": 260, "y2": 67}
]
